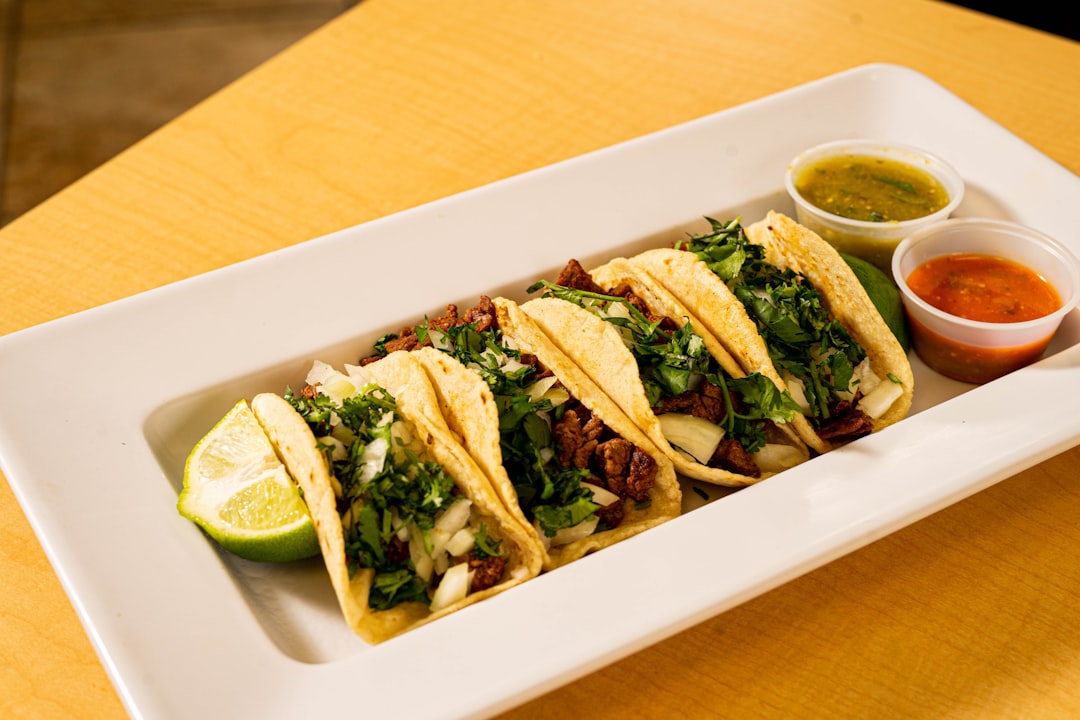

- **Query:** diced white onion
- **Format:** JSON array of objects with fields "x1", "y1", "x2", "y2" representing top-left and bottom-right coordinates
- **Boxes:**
[
  {"x1": 330, "y1": 423, "x2": 356, "y2": 448},
  {"x1": 413, "y1": 554, "x2": 433, "y2": 585},
  {"x1": 318, "y1": 435, "x2": 348, "y2": 463},
  {"x1": 429, "y1": 562, "x2": 472, "y2": 613},
  {"x1": 435, "y1": 498, "x2": 473, "y2": 534},
  {"x1": 836, "y1": 358, "x2": 880, "y2": 402},
  {"x1": 305, "y1": 360, "x2": 339, "y2": 387},
  {"x1": 433, "y1": 549, "x2": 450, "y2": 576},
  {"x1": 428, "y1": 528, "x2": 451, "y2": 559},
  {"x1": 526, "y1": 376, "x2": 559, "y2": 403},
  {"x1": 858, "y1": 378, "x2": 904, "y2": 419},
  {"x1": 596, "y1": 301, "x2": 635, "y2": 346},
  {"x1": 389, "y1": 419, "x2": 418, "y2": 461},
  {"x1": 496, "y1": 353, "x2": 529, "y2": 375},
  {"x1": 408, "y1": 527, "x2": 434, "y2": 583},
  {"x1": 446, "y1": 528, "x2": 475, "y2": 557},
  {"x1": 426, "y1": 329, "x2": 452, "y2": 352},
  {"x1": 581, "y1": 482, "x2": 620, "y2": 507},
  {"x1": 599, "y1": 301, "x2": 631, "y2": 322},
  {"x1": 853, "y1": 358, "x2": 882, "y2": 395},
  {"x1": 544, "y1": 387, "x2": 570, "y2": 407},
  {"x1": 343, "y1": 366, "x2": 379, "y2": 399},
  {"x1": 321, "y1": 378, "x2": 358, "y2": 406},
  {"x1": 357, "y1": 437, "x2": 388, "y2": 483},
  {"x1": 393, "y1": 510, "x2": 409, "y2": 542},
  {"x1": 780, "y1": 371, "x2": 810, "y2": 413},
  {"x1": 686, "y1": 372, "x2": 704, "y2": 393},
  {"x1": 526, "y1": 376, "x2": 571, "y2": 407},
  {"x1": 658, "y1": 413, "x2": 725, "y2": 464},
  {"x1": 548, "y1": 516, "x2": 601, "y2": 546}
]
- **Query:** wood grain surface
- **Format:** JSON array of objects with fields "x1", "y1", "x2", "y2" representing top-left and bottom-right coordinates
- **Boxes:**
[{"x1": 2, "y1": 1, "x2": 1078, "y2": 718}]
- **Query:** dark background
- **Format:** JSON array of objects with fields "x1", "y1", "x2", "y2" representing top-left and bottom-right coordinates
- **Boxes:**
[{"x1": 948, "y1": 3, "x2": 1078, "y2": 41}]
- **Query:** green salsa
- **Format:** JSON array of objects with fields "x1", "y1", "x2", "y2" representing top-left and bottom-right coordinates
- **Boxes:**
[{"x1": 795, "y1": 154, "x2": 949, "y2": 223}]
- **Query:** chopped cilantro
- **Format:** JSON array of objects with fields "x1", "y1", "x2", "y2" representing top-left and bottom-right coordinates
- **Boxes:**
[
  {"x1": 674, "y1": 217, "x2": 868, "y2": 424},
  {"x1": 289, "y1": 380, "x2": 466, "y2": 611},
  {"x1": 472, "y1": 523, "x2": 503, "y2": 559},
  {"x1": 412, "y1": 320, "x2": 600, "y2": 538},
  {"x1": 527, "y1": 279, "x2": 801, "y2": 455}
]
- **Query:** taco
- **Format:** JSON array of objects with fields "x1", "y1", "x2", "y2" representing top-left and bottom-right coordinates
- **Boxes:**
[
  {"x1": 631, "y1": 212, "x2": 913, "y2": 453},
  {"x1": 250, "y1": 350, "x2": 543, "y2": 644},
  {"x1": 524, "y1": 257, "x2": 810, "y2": 487},
  {"x1": 360, "y1": 295, "x2": 681, "y2": 570}
]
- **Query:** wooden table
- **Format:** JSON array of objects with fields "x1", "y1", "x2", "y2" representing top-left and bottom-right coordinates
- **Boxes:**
[{"x1": 3, "y1": 1, "x2": 1079, "y2": 717}]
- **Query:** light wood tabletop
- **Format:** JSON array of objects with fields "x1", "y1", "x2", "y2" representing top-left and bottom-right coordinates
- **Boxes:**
[{"x1": 2, "y1": 1, "x2": 1079, "y2": 717}]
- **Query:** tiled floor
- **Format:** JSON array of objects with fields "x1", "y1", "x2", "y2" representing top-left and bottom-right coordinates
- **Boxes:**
[
  {"x1": 0, "y1": 2, "x2": 1072, "y2": 228},
  {"x1": 0, "y1": 0, "x2": 355, "y2": 225}
]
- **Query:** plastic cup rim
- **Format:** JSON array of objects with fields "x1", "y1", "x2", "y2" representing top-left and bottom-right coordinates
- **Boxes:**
[
  {"x1": 784, "y1": 138, "x2": 965, "y2": 232},
  {"x1": 891, "y1": 217, "x2": 1080, "y2": 336}
]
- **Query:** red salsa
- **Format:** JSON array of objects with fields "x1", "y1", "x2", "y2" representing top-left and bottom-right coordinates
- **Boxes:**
[
  {"x1": 906, "y1": 253, "x2": 1061, "y2": 323},
  {"x1": 905, "y1": 315, "x2": 1053, "y2": 384},
  {"x1": 905, "y1": 253, "x2": 1063, "y2": 383}
]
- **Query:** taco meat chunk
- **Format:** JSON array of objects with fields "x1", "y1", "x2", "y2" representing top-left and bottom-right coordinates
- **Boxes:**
[
  {"x1": 364, "y1": 297, "x2": 500, "y2": 363},
  {"x1": 553, "y1": 406, "x2": 656, "y2": 502},
  {"x1": 555, "y1": 258, "x2": 603, "y2": 294},
  {"x1": 468, "y1": 552, "x2": 508, "y2": 593},
  {"x1": 710, "y1": 438, "x2": 759, "y2": 478},
  {"x1": 816, "y1": 400, "x2": 875, "y2": 441}
]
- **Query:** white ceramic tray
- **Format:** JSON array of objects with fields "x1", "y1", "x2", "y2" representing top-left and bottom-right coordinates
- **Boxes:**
[{"x1": 2, "y1": 63, "x2": 1079, "y2": 719}]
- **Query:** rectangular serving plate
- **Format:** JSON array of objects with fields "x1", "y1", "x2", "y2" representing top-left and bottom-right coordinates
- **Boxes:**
[{"x1": 2, "y1": 63, "x2": 1079, "y2": 719}]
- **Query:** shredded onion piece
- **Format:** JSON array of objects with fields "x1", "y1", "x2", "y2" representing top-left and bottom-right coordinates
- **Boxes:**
[
  {"x1": 429, "y1": 563, "x2": 472, "y2": 612},
  {"x1": 858, "y1": 378, "x2": 904, "y2": 419},
  {"x1": 581, "y1": 482, "x2": 619, "y2": 506},
  {"x1": 780, "y1": 371, "x2": 810, "y2": 413},
  {"x1": 545, "y1": 516, "x2": 601, "y2": 547}
]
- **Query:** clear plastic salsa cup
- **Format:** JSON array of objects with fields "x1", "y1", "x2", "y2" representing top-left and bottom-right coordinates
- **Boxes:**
[
  {"x1": 785, "y1": 139, "x2": 964, "y2": 271},
  {"x1": 891, "y1": 218, "x2": 1080, "y2": 384}
]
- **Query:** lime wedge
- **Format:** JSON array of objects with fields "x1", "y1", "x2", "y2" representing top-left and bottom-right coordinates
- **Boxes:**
[
  {"x1": 841, "y1": 252, "x2": 911, "y2": 352},
  {"x1": 177, "y1": 399, "x2": 319, "y2": 562}
]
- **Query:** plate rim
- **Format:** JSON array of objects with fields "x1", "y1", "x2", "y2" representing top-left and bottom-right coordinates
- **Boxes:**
[{"x1": 2, "y1": 62, "x2": 1079, "y2": 719}]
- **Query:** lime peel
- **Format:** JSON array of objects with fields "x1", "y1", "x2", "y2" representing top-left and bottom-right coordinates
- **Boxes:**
[{"x1": 178, "y1": 399, "x2": 320, "y2": 563}]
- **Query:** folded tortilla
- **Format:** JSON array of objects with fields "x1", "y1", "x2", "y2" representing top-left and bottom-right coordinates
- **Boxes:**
[
  {"x1": 631, "y1": 211, "x2": 913, "y2": 453},
  {"x1": 251, "y1": 350, "x2": 543, "y2": 644},
  {"x1": 747, "y1": 211, "x2": 913, "y2": 431},
  {"x1": 521, "y1": 259, "x2": 810, "y2": 487},
  {"x1": 406, "y1": 297, "x2": 682, "y2": 570}
]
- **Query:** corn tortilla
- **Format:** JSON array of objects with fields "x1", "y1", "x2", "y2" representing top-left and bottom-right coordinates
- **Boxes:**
[
  {"x1": 410, "y1": 297, "x2": 682, "y2": 570},
  {"x1": 746, "y1": 211, "x2": 914, "y2": 432},
  {"x1": 251, "y1": 350, "x2": 543, "y2": 644},
  {"x1": 520, "y1": 258, "x2": 809, "y2": 488}
]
